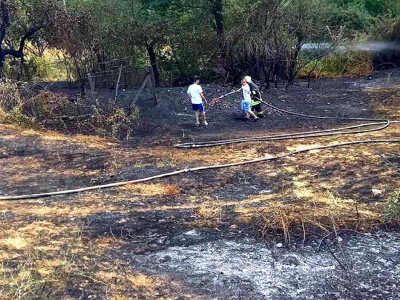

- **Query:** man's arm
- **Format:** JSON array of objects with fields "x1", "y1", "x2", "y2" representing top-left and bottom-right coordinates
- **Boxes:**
[{"x1": 200, "y1": 92, "x2": 208, "y2": 104}]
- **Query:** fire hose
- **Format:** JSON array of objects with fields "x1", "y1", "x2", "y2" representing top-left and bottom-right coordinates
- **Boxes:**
[{"x1": 175, "y1": 95, "x2": 399, "y2": 148}]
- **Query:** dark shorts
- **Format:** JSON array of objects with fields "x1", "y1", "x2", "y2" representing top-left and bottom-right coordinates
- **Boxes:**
[{"x1": 192, "y1": 103, "x2": 204, "y2": 112}]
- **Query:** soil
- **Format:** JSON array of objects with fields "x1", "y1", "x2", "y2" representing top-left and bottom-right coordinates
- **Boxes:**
[{"x1": 1, "y1": 70, "x2": 400, "y2": 299}]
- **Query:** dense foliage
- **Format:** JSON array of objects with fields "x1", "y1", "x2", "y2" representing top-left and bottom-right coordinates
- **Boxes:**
[{"x1": 0, "y1": 0, "x2": 399, "y2": 85}]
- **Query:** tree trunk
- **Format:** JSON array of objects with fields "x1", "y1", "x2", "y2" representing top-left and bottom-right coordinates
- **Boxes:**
[
  {"x1": 273, "y1": 64, "x2": 278, "y2": 89},
  {"x1": 97, "y1": 50, "x2": 106, "y2": 72},
  {"x1": 146, "y1": 45, "x2": 160, "y2": 87},
  {"x1": 286, "y1": 39, "x2": 303, "y2": 87},
  {"x1": 210, "y1": 0, "x2": 224, "y2": 56},
  {"x1": 262, "y1": 61, "x2": 272, "y2": 90}
]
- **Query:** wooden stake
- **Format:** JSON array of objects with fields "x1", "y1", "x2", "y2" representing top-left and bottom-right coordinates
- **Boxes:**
[
  {"x1": 131, "y1": 73, "x2": 150, "y2": 108},
  {"x1": 114, "y1": 64, "x2": 123, "y2": 103},
  {"x1": 147, "y1": 65, "x2": 158, "y2": 105},
  {"x1": 87, "y1": 73, "x2": 95, "y2": 99}
]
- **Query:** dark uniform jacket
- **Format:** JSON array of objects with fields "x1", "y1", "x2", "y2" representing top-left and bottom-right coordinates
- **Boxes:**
[{"x1": 248, "y1": 82, "x2": 262, "y2": 104}]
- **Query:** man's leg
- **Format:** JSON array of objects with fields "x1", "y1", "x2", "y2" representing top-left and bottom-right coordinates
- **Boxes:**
[
  {"x1": 245, "y1": 102, "x2": 252, "y2": 119},
  {"x1": 249, "y1": 111, "x2": 258, "y2": 119},
  {"x1": 256, "y1": 104, "x2": 265, "y2": 117},
  {"x1": 201, "y1": 112, "x2": 206, "y2": 123},
  {"x1": 246, "y1": 102, "x2": 258, "y2": 119},
  {"x1": 195, "y1": 110, "x2": 200, "y2": 125},
  {"x1": 199, "y1": 104, "x2": 207, "y2": 125},
  {"x1": 241, "y1": 101, "x2": 248, "y2": 118},
  {"x1": 252, "y1": 102, "x2": 264, "y2": 117}
]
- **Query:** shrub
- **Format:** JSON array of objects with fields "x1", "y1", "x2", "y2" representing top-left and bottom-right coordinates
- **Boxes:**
[
  {"x1": 299, "y1": 50, "x2": 373, "y2": 79},
  {"x1": 22, "y1": 55, "x2": 71, "y2": 82},
  {"x1": 0, "y1": 82, "x2": 140, "y2": 140},
  {"x1": 382, "y1": 191, "x2": 400, "y2": 223},
  {"x1": 0, "y1": 81, "x2": 22, "y2": 111},
  {"x1": 0, "y1": 82, "x2": 35, "y2": 127},
  {"x1": 0, "y1": 83, "x2": 70, "y2": 128},
  {"x1": 29, "y1": 91, "x2": 69, "y2": 122},
  {"x1": 90, "y1": 103, "x2": 140, "y2": 140}
]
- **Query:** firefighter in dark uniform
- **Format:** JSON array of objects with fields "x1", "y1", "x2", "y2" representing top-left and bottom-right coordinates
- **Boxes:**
[{"x1": 244, "y1": 76, "x2": 264, "y2": 117}]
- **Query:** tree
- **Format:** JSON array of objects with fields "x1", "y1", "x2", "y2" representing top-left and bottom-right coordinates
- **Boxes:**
[
  {"x1": 0, "y1": 0, "x2": 45, "y2": 70},
  {"x1": 38, "y1": 0, "x2": 100, "y2": 90},
  {"x1": 224, "y1": 0, "x2": 335, "y2": 86},
  {"x1": 69, "y1": 0, "x2": 172, "y2": 86},
  {"x1": 326, "y1": 0, "x2": 400, "y2": 33},
  {"x1": 69, "y1": 0, "x2": 217, "y2": 86}
]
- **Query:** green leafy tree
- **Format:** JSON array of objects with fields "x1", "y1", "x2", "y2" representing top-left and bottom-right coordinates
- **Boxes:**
[{"x1": 0, "y1": 0, "x2": 46, "y2": 71}]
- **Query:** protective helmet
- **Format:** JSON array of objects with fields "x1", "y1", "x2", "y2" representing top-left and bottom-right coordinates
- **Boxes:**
[{"x1": 244, "y1": 76, "x2": 252, "y2": 83}]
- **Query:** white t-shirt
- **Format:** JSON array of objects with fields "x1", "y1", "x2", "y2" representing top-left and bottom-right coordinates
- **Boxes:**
[
  {"x1": 242, "y1": 84, "x2": 251, "y2": 102},
  {"x1": 187, "y1": 84, "x2": 203, "y2": 104}
]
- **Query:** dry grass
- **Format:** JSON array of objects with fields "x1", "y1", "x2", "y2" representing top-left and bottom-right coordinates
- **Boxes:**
[
  {"x1": 0, "y1": 221, "x2": 201, "y2": 299},
  {"x1": 119, "y1": 183, "x2": 180, "y2": 196},
  {"x1": 366, "y1": 86, "x2": 400, "y2": 118}
]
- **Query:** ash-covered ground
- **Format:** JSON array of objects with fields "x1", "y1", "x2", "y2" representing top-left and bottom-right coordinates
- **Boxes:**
[{"x1": 133, "y1": 230, "x2": 400, "y2": 300}]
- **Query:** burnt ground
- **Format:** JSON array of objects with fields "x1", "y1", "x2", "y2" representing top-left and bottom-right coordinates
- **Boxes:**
[
  {"x1": 134, "y1": 231, "x2": 400, "y2": 300},
  {"x1": 135, "y1": 70, "x2": 400, "y2": 141},
  {"x1": 0, "y1": 70, "x2": 400, "y2": 299}
]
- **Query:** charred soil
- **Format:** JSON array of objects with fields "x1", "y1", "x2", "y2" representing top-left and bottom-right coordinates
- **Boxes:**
[{"x1": 1, "y1": 71, "x2": 400, "y2": 299}]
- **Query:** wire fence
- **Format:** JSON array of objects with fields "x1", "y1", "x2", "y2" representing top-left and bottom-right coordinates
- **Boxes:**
[
  {"x1": 85, "y1": 64, "x2": 157, "y2": 108},
  {"x1": 4, "y1": 56, "x2": 158, "y2": 109},
  {"x1": 86, "y1": 65, "x2": 148, "y2": 89}
]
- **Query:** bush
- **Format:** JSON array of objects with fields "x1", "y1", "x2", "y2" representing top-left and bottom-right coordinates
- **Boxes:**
[
  {"x1": 22, "y1": 55, "x2": 71, "y2": 82},
  {"x1": 299, "y1": 50, "x2": 373, "y2": 79},
  {"x1": 0, "y1": 82, "x2": 35, "y2": 127},
  {"x1": 0, "y1": 82, "x2": 140, "y2": 140},
  {"x1": 29, "y1": 91, "x2": 69, "y2": 122},
  {"x1": 0, "y1": 83, "x2": 69, "y2": 128},
  {"x1": 370, "y1": 17, "x2": 400, "y2": 68},
  {"x1": 0, "y1": 81, "x2": 22, "y2": 111},
  {"x1": 382, "y1": 191, "x2": 400, "y2": 223},
  {"x1": 90, "y1": 103, "x2": 140, "y2": 140}
]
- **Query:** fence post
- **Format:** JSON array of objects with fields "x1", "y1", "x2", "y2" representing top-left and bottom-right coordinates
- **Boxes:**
[
  {"x1": 131, "y1": 73, "x2": 150, "y2": 109},
  {"x1": 147, "y1": 65, "x2": 158, "y2": 105},
  {"x1": 114, "y1": 64, "x2": 123, "y2": 103},
  {"x1": 87, "y1": 72, "x2": 95, "y2": 99}
]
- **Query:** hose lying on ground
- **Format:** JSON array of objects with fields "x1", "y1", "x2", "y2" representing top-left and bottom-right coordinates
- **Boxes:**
[
  {"x1": 1, "y1": 139, "x2": 399, "y2": 201},
  {"x1": 175, "y1": 121, "x2": 391, "y2": 148},
  {"x1": 175, "y1": 100, "x2": 398, "y2": 148}
]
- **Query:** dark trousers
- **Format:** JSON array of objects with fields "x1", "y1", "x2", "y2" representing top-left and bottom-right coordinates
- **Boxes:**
[{"x1": 252, "y1": 103, "x2": 262, "y2": 113}]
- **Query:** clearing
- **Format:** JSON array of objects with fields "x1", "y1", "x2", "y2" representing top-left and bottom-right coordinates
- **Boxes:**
[{"x1": 1, "y1": 71, "x2": 400, "y2": 299}]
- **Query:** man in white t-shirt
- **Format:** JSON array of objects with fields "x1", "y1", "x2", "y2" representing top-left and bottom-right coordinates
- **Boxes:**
[
  {"x1": 187, "y1": 76, "x2": 208, "y2": 126},
  {"x1": 236, "y1": 78, "x2": 259, "y2": 120}
]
